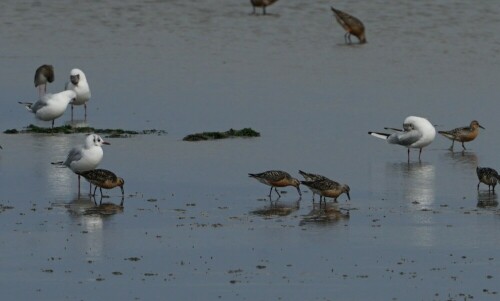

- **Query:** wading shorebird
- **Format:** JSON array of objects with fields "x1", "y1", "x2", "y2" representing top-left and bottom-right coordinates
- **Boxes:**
[
  {"x1": 250, "y1": 0, "x2": 279, "y2": 15},
  {"x1": 330, "y1": 6, "x2": 366, "y2": 44},
  {"x1": 249, "y1": 170, "x2": 301, "y2": 198},
  {"x1": 52, "y1": 134, "x2": 110, "y2": 194},
  {"x1": 299, "y1": 170, "x2": 329, "y2": 199},
  {"x1": 77, "y1": 169, "x2": 125, "y2": 197},
  {"x1": 438, "y1": 120, "x2": 484, "y2": 151},
  {"x1": 34, "y1": 64, "x2": 54, "y2": 97},
  {"x1": 369, "y1": 116, "x2": 436, "y2": 162},
  {"x1": 65, "y1": 68, "x2": 91, "y2": 122},
  {"x1": 300, "y1": 178, "x2": 350, "y2": 203},
  {"x1": 476, "y1": 166, "x2": 500, "y2": 193},
  {"x1": 19, "y1": 90, "x2": 76, "y2": 128}
]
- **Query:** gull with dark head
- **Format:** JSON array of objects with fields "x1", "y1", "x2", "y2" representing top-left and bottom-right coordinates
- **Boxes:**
[
  {"x1": 34, "y1": 64, "x2": 54, "y2": 97},
  {"x1": 19, "y1": 90, "x2": 76, "y2": 128},
  {"x1": 369, "y1": 116, "x2": 436, "y2": 162},
  {"x1": 65, "y1": 68, "x2": 91, "y2": 121}
]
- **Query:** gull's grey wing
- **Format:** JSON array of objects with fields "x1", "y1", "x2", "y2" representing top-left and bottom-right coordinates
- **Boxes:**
[
  {"x1": 387, "y1": 129, "x2": 422, "y2": 147},
  {"x1": 64, "y1": 147, "x2": 83, "y2": 166}
]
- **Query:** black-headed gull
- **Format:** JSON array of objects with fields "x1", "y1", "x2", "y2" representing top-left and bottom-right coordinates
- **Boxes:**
[
  {"x1": 369, "y1": 116, "x2": 436, "y2": 162},
  {"x1": 53, "y1": 134, "x2": 110, "y2": 194},
  {"x1": 19, "y1": 90, "x2": 76, "y2": 128},
  {"x1": 34, "y1": 64, "x2": 54, "y2": 97},
  {"x1": 65, "y1": 68, "x2": 91, "y2": 121}
]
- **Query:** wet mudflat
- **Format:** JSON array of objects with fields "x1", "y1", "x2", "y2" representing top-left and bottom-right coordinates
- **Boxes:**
[{"x1": 1, "y1": 1, "x2": 500, "y2": 300}]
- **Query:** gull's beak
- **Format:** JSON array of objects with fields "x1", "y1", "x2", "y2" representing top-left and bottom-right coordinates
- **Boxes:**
[{"x1": 102, "y1": 141, "x2": 110, "y2": 145}]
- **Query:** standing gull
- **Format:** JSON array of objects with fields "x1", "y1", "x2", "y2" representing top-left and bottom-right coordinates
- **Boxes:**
[
  {"x1": 438, "y1": 120, "x2": 484, "y2": 151},
  {"x1": 34, "y1": 64, "x2": 54, "y2": 97},
  {"x1": 250, "y1": 0, "x2": 279, "y2": 15},
  {"x1": 476, "y1": 167, "x2": 500, "y2": 193},
  {"x1": 19, "y1": 90, "x2": 76, "y2": 128},
  {"x1": 249, "y1": 170, "x2": 301, "y2": 198},
  {"x1": 368, "y1": 116, "x2": 436, "y2": 162},
  {"x1": 53, "y1": 134, "x2": 110, "y2": 194},
  {"x1": 65, "y1": 68, "x2": 91, "y2": 121},
  {"x1": 330, "y1": 6, "x2": 366, "y2": 44}
]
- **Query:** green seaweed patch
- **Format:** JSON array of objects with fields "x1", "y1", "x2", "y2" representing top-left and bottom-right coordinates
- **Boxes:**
[
  {"x1": 183, "y1": 128, "x2": 260, "y2": 141},
  {"x1": 3, "y1": 124, "x2": 167, "y2": 138}
]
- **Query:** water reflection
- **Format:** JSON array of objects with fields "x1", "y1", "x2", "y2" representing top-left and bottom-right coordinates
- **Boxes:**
[
  {"x1": 477, "y1": 191, "x2": 498, "y2": 209},
  {"x1": 386, "y1": 162, "x2": 436, "y2": 208},
  {"x1": 250, "y1": 197, "x2": 301, "y2": 217},
  {"x1": 299, "y1": 202, "x2": 350, "y2": 226},
  {"x1": 440, "y1": 150, "x2": 478, "y2": 170}
]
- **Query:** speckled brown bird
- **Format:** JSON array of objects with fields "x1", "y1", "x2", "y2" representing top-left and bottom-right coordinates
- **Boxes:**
[
  {"x1": 77, "y1": 169, "x2": 125, "y2": 197},
  {"x1": 330, "y1": 6, "x2": 366, "y2": 44},
  {"x1": 299, "y1": 170, "x2": 329, "y2": 199},
  {"x1": 439, "y1": 120, "x2": 484, "y2": 151},
  {"x1": 301, "y1": 178, "x2": 350, "y2": 203},
  {"x1": 250, "y1": 0, "x2": 279, "y2": 15},
  {"x1": 476, "y1": 166, "x2": 500, "y2": 193},
  {"x1": 34, "y1": 64, "x2": 54, "y2": 97},
  {"x1": 249, "y1": 170, "x2": 301, "y2": 198}
]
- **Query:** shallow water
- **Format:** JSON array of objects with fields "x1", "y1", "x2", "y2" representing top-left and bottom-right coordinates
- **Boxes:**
[{"x1": 1, "y1": 0, "x2": 500, "y2": 300}]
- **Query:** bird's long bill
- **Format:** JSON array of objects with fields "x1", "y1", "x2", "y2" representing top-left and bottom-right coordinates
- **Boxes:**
[
  {"x1": 480, "y1": 125, "x2": 485, "y2": 129},
  {"x1": 296, "y1": 187, "x2": 302, "y2": 196},
  {"x1": 346, "y1": 192, "x2": 351, "y2": 200}
]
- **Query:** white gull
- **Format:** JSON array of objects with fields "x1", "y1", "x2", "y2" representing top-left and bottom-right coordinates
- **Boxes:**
[{"x1": 368, "y1": 116, "x2": 436, "y2": 162}]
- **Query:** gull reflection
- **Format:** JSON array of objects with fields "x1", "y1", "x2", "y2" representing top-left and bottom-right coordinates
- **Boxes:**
[
  {"x1": 250, "y1": 197, "x2": 300, "y2": 217},
  {"x1": 300, "y1": 202, "x2": 349, "y2": 226},
  {"x1": 387, "y1": 162, "x2": 436, "y2": 208}
]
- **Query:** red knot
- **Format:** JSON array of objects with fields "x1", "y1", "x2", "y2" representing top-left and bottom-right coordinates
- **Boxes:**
[
  {"x1": 331, "y1": 6, "x2": 366, "y2": 44},
  {"x1": 249, "y1": 170, "x2": 301, "y2": 198},
  {"x1": 438, "y1": 120, "x2": 484, "y2": 151}
]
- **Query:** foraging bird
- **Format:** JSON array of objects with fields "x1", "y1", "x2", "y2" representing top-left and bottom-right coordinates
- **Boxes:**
[
  {"x1": 299, "y1": 170, "x2": 329, "y2": 200},
  {"x1": 438, "y1": 120, "x2": 484, "y2": 151},
  {"x1": 331, "y1": 6, "x2": 366, "y2": 44},
  {"x1": 52, "y1": 134, "x2": 110, "y2": 194},
  {"x1": 77, "y1": 169, "x2": 125, "y2": 197},
  {"x1": 19, "y1": 90, "x2": 76, "y2": 128},
  {"x1": 249, "y1": 170, "x2": 301, "y2": 198},
  {"x1": 369, "y1": 116, "x2": 436, "y2": 162},
  {"x1": 250, "y1": 0, "x2": 279, "y2": 15},
  {"x1": 34, "y1": 64, "x2": 54, "y2": 97},
  {"x1": 476, "y1": 166, "x2": 500, "y2": 193},
  {"x1": 65, "y1": 68, "x2": 91, "y2": 121},
  {"x1": 301, "y1": 179, "x2": 350, "y2": 203}
]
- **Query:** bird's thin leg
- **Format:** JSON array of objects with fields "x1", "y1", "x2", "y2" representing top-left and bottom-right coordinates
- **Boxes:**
[
  {"x1": 449, "y1": 140, "x2": 454, "y2": 151},
  {"x1": 93, "y1": 185, "x2": 98, "y2": 196},
  {"x1": 418, "y1": 148, "x2": 422, "y2": 162},
  {"x1": 84, "y1": 103, "x2": 87, "y2": 121},
  {"x1": 407, "y1": 148, "x2": 411, "y2": 163},
  {"x1": 77, "y1": 175, "x2": 81, "y2": 195},
  {"x1": 462, "y1": 142, "x2": 466, "y2": 151},
  {"x1": 268, "y1": 186, "x2": 273, "y2": 197},
  {"x1": 477, "y1": 182, "x2": 480, "y2": 190},
  {"x1": 263, "y1": 7, "x2": 266, "y2": 15},
  {"x1": 274, "y1": 187, "x2": 281, "y2": 198},
  {"x1": 71, "y1": 104, "x2": 74, "y2": 122}
]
